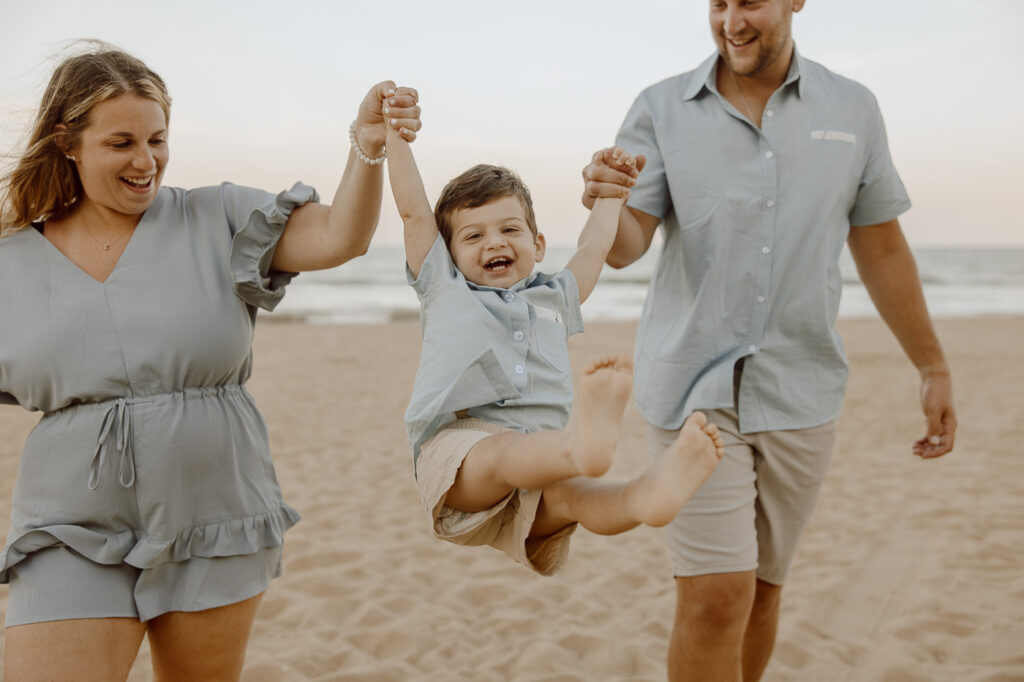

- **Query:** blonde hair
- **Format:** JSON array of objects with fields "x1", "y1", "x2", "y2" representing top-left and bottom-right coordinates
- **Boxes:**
[{"x1": 0, "y1": 41, "x2": 171, "y2": 234}]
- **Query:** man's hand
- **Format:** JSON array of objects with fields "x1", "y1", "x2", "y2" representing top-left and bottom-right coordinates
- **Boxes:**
[
  {"x1": 581, "y1": 147, "x2": 646, "y2": 209},
  {"x1": 913, "y1": 368, "x2": 956, "y2": 458}
]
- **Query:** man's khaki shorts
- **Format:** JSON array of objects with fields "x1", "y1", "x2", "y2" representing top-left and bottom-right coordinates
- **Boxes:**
[
  {"x1": 647, "y1": 408, "x2": 837, "y2": 585},
  {"x1": 416, "y1": 418, "x2": 575, "y2": 576}
]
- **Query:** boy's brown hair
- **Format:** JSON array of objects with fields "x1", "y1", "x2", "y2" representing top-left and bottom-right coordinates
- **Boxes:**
[{"x1": 434, "y1": 164, "x2": 538, "y2": 244}]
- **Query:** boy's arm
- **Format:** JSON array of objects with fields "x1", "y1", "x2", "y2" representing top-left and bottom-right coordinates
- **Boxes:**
[
  {"x1": 385, "y1": 110, "x2": 437, "y2": 279},
  {"x1": 565, "y1": 198, "x2": 626, "y2": 304},
  {"x1": 581, "y1": 148, "x2": 660, "y2": 268},
  {"x1": 565, "y1": 148, "x2": 635, "y2": 303}
]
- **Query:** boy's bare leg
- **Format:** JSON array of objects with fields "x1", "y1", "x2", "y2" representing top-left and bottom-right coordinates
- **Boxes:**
[
  {"x1": 445, "y1": 354, "x2": 633, "y2": 512},
  {"x1": 531, "y1": 412, "x2": 724, "y2": 537}
]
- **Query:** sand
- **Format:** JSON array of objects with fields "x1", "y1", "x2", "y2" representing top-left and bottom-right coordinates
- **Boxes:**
[{"x1": 1, "y1": 317, "x2": 1022, "y2": 681}]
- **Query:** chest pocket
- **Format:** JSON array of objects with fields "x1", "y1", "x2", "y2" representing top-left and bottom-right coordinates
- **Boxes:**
[{"x1": 532, "y1": 309, "x2": 569, "y2": 373}]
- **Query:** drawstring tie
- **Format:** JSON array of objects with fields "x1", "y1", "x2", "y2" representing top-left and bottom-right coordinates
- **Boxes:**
[{"x1": 88, "y1": 398, "x2": 136, "y2": 490}]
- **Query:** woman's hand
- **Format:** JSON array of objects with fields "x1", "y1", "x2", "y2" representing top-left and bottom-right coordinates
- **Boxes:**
[{"x1": 353, "y1": 81, "x2": 421, "y2": 157}]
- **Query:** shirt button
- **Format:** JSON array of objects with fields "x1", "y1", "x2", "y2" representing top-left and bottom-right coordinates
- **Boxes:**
[
  {"x1": 748, "y1": 345, "x2": 758, "y2": 353},
  {"x1": 765, "y1": 150, "x2": 774, "y2": 159},
  {"x1": 514, "y1": 364, "x2": 525, "y2": 375},
  {"x1": 757, "y1": 296, "x2": 766, "y2": 303},
  {"x1": 761, "y1": 246, "x2": 771, "y2": 255},
  {"x1": 513, "y1": 330, "x2": 525, "y2": 341},
  {"x1": 503, "y1": 293, "x2": 514, "y2": 302},
  {"x1": 766, "y1": 199, "x2": 775, "y2": 207},
  {"x1": 766, "y1": 110, "x2": 774, "y2": 118}
]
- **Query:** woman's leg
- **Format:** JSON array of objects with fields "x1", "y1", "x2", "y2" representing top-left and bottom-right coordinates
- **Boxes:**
[
  {"x1": 146, "y1": 592, "x2": 264, "y2": 682},
  {"x1": 4, "y1": 618, "x2": 147, "y2": 682},
  {"x1": 4, "y1": 544, "x2": 147, "y2": 682}
]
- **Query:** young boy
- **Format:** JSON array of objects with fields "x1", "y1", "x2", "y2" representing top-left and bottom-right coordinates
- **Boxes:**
[{"x1": 385, "y1": 112, "x2": 723, "y2": 575}]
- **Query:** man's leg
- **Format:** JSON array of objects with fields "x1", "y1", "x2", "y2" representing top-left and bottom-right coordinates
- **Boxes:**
[
  {"x1": 656, "y1": 408, "x2": 838, "y2": 682},
  {"x1": 743, "y1": 580, "x2": 783, "y2": 681},
  {"x1": 648, "y1": 410, "x2": 760, "y2": 682},
  {"x1": 738, "y1": 419, "x2": 836, "y2": 680},
  {"x1": 668, "y1": 575, "x2": 783, "y2": 682},
  {"x1": 669, "y1": 570, "x2": 757, "y2": 681}
]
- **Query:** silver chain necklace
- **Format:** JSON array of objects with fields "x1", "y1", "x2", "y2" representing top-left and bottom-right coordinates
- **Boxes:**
[{"x1": 726, "y1": 66, "x2": 757, "y2": 125}]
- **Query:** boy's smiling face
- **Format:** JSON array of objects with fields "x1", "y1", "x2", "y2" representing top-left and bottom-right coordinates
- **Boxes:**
[{"x1": 448, "y1": 195, "x2": 546, "y2": 288}]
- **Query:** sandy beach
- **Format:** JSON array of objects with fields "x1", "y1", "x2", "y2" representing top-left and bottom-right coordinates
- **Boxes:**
[{"x1": 1, "y1": 316, "x2": 1022, "y2": 681}]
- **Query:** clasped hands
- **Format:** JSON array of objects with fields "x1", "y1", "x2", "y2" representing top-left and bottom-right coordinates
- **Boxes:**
[{"x1": 352, "y1": 81, "x2": 423, "y2": 157}]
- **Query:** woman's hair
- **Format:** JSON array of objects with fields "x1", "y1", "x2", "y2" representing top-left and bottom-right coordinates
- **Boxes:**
[
  {"x1": 0, "y1": 41, "x2": 171, "y2": 234},
  {"x1": 434, "y1": 164, "x2": 538, "y2": 245}
]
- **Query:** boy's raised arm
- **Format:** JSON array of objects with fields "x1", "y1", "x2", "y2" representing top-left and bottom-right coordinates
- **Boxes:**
[
  {"x1": 565, "y1": 147, "x2": 635, "y2": 303},
  {"x1": 385, "y1": 107, "x2": 436, "y2": 279}
]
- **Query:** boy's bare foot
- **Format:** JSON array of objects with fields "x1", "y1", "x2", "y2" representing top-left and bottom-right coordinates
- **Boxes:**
[
  {"x1": 570, "y1": 354, "x2": 633, "y2": 477},
  {"x1": 630, "y1": 411, "x2": 724, "y2": 527}
]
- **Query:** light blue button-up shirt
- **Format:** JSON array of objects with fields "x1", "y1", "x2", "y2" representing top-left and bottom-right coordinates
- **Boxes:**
[
  {"x1": 616, "y1": 49, "x2": 911, "y2": 433},
  {"x1": 405, "y1": 235, "x2": 584, "y2": 470}
]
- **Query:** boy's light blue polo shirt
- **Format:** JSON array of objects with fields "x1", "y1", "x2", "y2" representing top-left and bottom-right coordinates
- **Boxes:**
[
  {"x1": 404, "y1": 235, "x2": 584, "y2": 470},
  {"x1": 616, "y1": 48, "x2": 911, "y2": 434}
]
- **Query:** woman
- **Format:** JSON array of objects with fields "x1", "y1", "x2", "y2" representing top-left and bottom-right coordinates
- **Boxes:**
[{"x1": 0, "y1": 44, "x2": 420, "y2": 681}]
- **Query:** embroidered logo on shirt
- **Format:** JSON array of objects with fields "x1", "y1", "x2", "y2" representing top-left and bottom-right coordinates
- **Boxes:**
[{"x1": 811, "y1": 130, "x2": 857, "y2": 144}]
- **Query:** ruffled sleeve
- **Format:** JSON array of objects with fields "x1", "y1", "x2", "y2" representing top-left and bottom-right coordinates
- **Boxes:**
[{"x1": 228, "y1": 182, "x2": 319, "y2": 311}]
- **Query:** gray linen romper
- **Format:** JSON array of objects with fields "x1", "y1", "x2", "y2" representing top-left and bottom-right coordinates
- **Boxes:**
[{"x1": 0, "y1": 181, "x2": 311, "y2": 624}]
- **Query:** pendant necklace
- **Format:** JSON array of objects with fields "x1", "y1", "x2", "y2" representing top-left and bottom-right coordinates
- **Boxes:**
[
  {"x1": 80, "y1": 211, "x2": 134, "y2": 253},
  {"x1": 727, "y1": 66, "x2": 758, "y2": 125}
]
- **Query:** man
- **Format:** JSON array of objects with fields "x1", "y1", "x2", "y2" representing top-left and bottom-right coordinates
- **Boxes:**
[{"x1": 581, "y1": 1, "x2": 957, "y2": 680}]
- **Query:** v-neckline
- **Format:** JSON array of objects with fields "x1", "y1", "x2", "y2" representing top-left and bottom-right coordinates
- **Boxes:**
[{"x1": 34, "y1": 193, "x2": 158, "y2": 285}]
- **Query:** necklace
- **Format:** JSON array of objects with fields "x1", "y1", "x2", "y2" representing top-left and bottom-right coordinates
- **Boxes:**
[
  {"x1": 726, "y1": 66, "x2": 757, "y2": 125},
  {"x1": 80, "y1": 211, "x2": 134, "y2": 253}
]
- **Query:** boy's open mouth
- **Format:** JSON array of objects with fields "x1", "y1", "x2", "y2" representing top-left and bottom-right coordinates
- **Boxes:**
[{"x1": 484, "y1": 257, "x2": 513, "y2": 271}]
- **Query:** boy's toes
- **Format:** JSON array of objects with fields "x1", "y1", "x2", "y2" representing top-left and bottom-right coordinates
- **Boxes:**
[{"x1": 687, "y1": 410, "x2": 708, "y2": 429}]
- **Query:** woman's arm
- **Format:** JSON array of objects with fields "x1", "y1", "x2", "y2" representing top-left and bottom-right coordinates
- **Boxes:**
[{"x1": 270, "y1": 82, "x2": 421, "y2": 272}]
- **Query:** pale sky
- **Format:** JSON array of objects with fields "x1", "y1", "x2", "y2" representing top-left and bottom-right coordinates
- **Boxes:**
[{"x1": 2, "y1": 0, "x2": 1021, "y2": 246}]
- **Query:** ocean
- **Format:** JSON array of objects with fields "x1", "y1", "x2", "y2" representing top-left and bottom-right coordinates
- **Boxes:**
[{"x1": 269, "y1": 244, "x2": 1024, "y2": 325}]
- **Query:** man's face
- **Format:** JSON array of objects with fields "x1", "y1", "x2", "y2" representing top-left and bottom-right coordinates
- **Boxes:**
[{"x1": 709, "y1": 0, "x2": 803, "y2": 79}]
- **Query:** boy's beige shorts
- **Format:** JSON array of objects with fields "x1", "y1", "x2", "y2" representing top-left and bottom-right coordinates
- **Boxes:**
[{"x1": 416, "y1": 417, "x2": 576, "y2": 576}]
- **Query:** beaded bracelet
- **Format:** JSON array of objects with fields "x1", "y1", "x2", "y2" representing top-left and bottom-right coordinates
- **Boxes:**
[{"x1": 349, "y1": 122, "x2": 386, "y2": 166}]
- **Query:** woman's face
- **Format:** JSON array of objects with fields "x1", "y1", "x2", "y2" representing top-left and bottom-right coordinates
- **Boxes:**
[{"x1": 70, "y1": 93, "x2": 169, "y2": 218}]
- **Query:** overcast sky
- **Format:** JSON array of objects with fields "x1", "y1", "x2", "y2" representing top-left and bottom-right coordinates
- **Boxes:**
[{"x1": 2, "y1": 0, "x2": 1021, "y2": 246}]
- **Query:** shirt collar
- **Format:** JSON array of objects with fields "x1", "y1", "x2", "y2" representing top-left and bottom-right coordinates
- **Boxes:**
[
  {"x1": 465, "y1": 271, "x2": 539, "y2": 294},
  {"x1": 683, "y1": 44, "x2": 806, "y2": 101}
]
